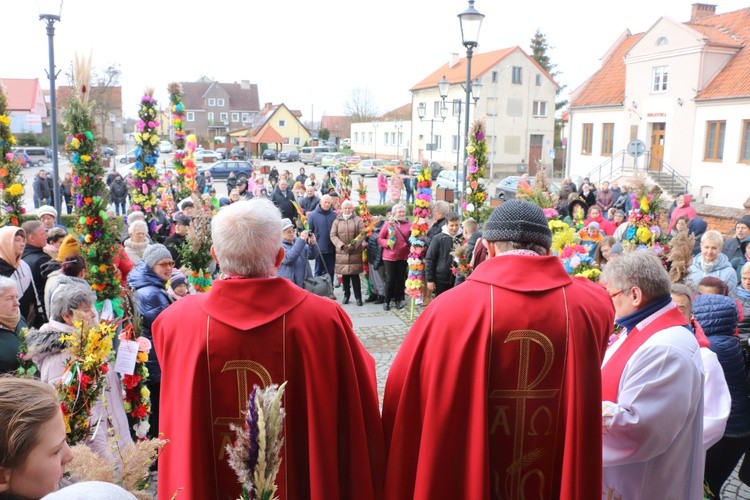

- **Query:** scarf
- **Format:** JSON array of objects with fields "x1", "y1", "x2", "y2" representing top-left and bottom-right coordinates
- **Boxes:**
[
  {"x1": 124, "y1": 239, "x2": 149, "y2": 258},
  {"x1": 0, "y1": 308, "x2": 19, "y2": 332},
  {"x1": 0, "y1": 226, "x2": 22, "y2": 268},
  {"x1": 737, "y1": 287, "x2": 750, "y2": 300},
  {"x1": 342, "y1": 213, "x2": 353, "y2": 220},
  {"x1": 700, "y1": 256, "x2": 720, "y2": 273},
  {"x1": 615, "y1": 295, "x2": 673, "y2": 331}
]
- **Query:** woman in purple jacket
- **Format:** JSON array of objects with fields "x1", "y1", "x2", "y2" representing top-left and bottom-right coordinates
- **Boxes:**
[{"x1": 378, "y1": 203, "x2": 411, "y2": 310}]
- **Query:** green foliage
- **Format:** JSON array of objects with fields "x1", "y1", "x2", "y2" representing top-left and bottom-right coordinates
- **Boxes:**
[
  {"x1": 318, "y1": 128, "x2": 330, "y2": 141},
  {"x1": 0, "y1": 88, "x2": 26, "y2": 227}
]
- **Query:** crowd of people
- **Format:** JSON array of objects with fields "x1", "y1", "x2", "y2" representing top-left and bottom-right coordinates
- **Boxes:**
[{"x1": 3, "y1": 160, "x2": 750, "y2": 499}]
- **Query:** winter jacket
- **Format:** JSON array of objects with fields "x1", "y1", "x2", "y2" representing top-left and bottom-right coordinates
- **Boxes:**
[
  {"x1": 425, "y1": 217, "x2": 446, "y2": 248},
  {"x1": 694, "y1": 294, "x2": 750, "y2": 437},
  {"x1": 688, "y1": 218, "x2": 708, "y2": 256},
  {"x1": 425, "y1": 228, "x2": 460, "y2": 284},
  {"x1": 21, "y1": 244, "x2": 51, "y2": 320},
  {"x1": 330, "y1": 215, "x2": 365, "y2": 275},
  {"x1": 25, "y1": 320, "x2": 132, "y2": 458},
  {"x1": 164, "y1": 233, "x2": 186, "y2": 269},
  {"x1": 299, "y1": 194, "x2": 320, "y2": 214},
  {"x1": 226, "y1": 175, "x2": 238, "y2": 192},
  {"x1": 278, "y1": 237, "x2": 314, "y2": 287},
  {"x1": 32, "y1": 175, "x2": 51, "y2": 201},
  {"x1": 127, "y1": 262, "x2": 171, "y2": 384},
  {"x1": 0, "y1": 318, "x2": 26, "y2": 374},
  {"x1": 687, "y1": 252, "x2": 738, "y2": 297},
  {"x1": 377, "y1": 173, "x2": 388, "y2": 192},
  {"x1": 731, "y1": 238, "x2": 750, "y2": 282},
  {"x1": 738, "y1": 293, "x2": 750, "y2": 347},
  {"x1": 110, "y1": 179, "x2": 129, "y2": 203},
  {"x1": 366, "y1": 220, "x2": 385, "y2": 270},
  {"x1": 378, "y1": 219, "x2": 411, "y2": 262},
  {"x1": 271, "y1": 187, "x2": 297, "y2": 220},
  {"x1": 595, "y1": 189, "x2": 614, "y2": 211},
  {"x1": 668, "y1": 194, "x2": 698, "y2": 233},
  {"x1": 727, "y1": 235, "x2": 750, "y2": 270},
  {"x1": 307, "y1": 205, "x2": 338, "y2": 254},
  {"x1": 579, "y1": 190, "x2": 596, "y2": 208}
]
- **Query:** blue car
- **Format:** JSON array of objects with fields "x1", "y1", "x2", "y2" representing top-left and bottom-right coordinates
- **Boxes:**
[{"x1": 198, "y1": 160, "x2": 253, "y2": 180}]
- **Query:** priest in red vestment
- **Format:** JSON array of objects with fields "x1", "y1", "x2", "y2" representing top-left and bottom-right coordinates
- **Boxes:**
[
  {"x1": 152, "y1": 199, "x2": 384, "y2": 500},
  {"x1": 382, "y1": 200, "x2": 614, "y2": 500}
]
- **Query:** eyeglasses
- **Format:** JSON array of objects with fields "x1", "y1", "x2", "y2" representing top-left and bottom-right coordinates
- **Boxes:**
[
  {"x1": 608, "y1": 290, "x2": 624, "y2": 299},
  {"x1": 156, "y1": 261, "x2": 175, "y2": 268}
]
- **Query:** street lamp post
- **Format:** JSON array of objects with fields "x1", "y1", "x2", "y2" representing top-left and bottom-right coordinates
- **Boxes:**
[
  {"x1": 109, "y1": 112, "x2": 116, "y2": 149},
  {"x1": 39, "y1": 0, "x2": 64, "y2": 224},
  {"x1": 395, "y1": 121, "x2": 403, "y2": 161},
  {"x1": 373, "y1": 122, "x2": 378, "y2": 158},
  {"x1": 458, "y1": 0, "x2": 484, "y2": 196}
]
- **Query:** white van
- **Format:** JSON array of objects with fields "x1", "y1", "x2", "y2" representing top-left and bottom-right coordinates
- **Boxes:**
[
  {"x1": 13, "y1": 147, "x2": 48, "y2": 166},
  {"x1": 299, "y1": 146, "x2": 329, "y2": 165}
]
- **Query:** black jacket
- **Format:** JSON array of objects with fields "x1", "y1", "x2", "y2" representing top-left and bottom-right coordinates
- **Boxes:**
[
  {"x1": 21, "y1": 244, "x2": 51, "y2": 301},
  {"x1": 425, "y1": 217, "x2": 446, "y2": 248},
  {"x1": 32, "y1": 176, "x2": 51, "y2": 200},
  {"x1": 271, "y1": 187, "x2": 296, "y2": 220},
  {"x1": 425, "y1": 231, "x2": 460, "y2": 284},
  {"x1": 366, "y1": 220, "x2": 385, "y2": 270},
  {"x1": 299, "y1": 195, "x2": 320, "y2": 214},
  {"x1": 164, "y1": 233, "x2": 186, "y2": 268},
  {"x1": 110, "y1": 179, "x2": 129, "y2": 203}
]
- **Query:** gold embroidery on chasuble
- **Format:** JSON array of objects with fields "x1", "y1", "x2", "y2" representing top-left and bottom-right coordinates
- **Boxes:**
[{"x1": 488, "y1": 286, "x2": 569, "y2": 499}]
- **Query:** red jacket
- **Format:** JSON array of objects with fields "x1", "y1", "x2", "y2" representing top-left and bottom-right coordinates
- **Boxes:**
[
  {"x1": 378, "y1": 219, "x2": 411, "y2": 261},
  {"x1": 383, "y1": 254, "x2": 614, "y2": 500}
]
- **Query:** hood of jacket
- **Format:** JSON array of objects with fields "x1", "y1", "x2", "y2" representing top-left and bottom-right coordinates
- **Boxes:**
[
  {"x1": 697, "y1": 252, "x2": 733, "y2": 272},
  {"x1": 682, "y1": 194, "x2": 693, "y2": 207},
  {"x1": 693, "y1": 294, "x2": 739, "y2": 337},
  {"x1": 127, "y1": 261, "x2": 167, "y2": 290},
  {"x1": 25, "y1": 320, "x2": 72, "y2": 362},
  {"x1": 688, "y1": 217, "x2": 708, "y2": 237}
]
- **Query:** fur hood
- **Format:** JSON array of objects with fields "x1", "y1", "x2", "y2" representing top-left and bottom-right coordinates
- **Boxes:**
[{"x1": 24, "y1": 321, "x2": 71, "y2": 361}]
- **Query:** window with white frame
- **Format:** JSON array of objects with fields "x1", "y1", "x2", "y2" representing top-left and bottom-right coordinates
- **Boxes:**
[
  {"x1": 208, "y1": 98, "x2": 216, "y2": 106},
  {"x1": 512, "y1": 66, "x2": 522, "y2": 84},
  {"x1": 231, "y1": 112, "x2": 239, "y2": 122},
  {"x1": 278, "y1": 119, "x2": 286, "y2": 127},
  {"x1": 368, "y1": 132, "x2": 372, "y2": 144},
  {"x1": 186, "y1": 112, "x2": 194, "y2": 122},
  {"x1": 207, "y1": 112, "x2": 214, "y2": 122},
  {"x1": 217, "y1": 98, "x2": 225, "y2": 106},
  {"x1": 492, "y1": 70, "x2": 498, "y2": 83},
  {"x1": 656, "y1": 37, "x2": 669, "y2": 46},
  {"x1": 434, "y1": 135, "x2": 442, "y2": 150},
  {"x1": 652, "y1": 66, "x2": 668, "y2": 92},
  {"x1": 535, "y1": 74, "x2": 542, "y2": 86},
  {"x1": 220, "y1": 112, "x2": 228, "y2": 122},
  {"x1": 452, "y1": 135, "x2": 460, "y2": 151},
  {"x1": 433, "y1": 101, "x2": 442, "y2": 117},
  {"x1": 241, "y1": 112, "x2": 250, "y2": 123},
  {"x1": 294, "y1": 137, "x2": 300, "y2": 145},
  {"x1": 452, "y1": 100, "x2": 461, "y2": 116},
  {"x1": 532, "y1": 101, "x2": 547, "y2": 117}
]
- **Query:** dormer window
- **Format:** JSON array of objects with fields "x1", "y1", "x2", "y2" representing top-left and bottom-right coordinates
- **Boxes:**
[{"x1": 656, "y1": 37, "x2": 669, "y2": 46}]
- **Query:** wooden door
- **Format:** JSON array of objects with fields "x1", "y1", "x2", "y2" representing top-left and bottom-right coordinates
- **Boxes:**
[
  {"x1": 528, "y1": 134, "x2": 543, "y2": 175},
  {"x1": 649, "y1": 123, "x2": 665, "y2": 171}
]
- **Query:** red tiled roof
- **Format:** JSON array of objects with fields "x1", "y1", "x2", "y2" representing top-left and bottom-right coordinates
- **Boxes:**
[
  {"x1": 693, "y1": 8, "x2": 750, "y2": 100},
  {"x1": 0, "y1": 78, "x2": 40, "y2": 111},
  {"x1": 411, "y1": 46, "x2": 558, "y2": 91},
  {"x1": 381, "y1": 103, "x2": 412, "y2": 121},
  {"x1": 570, "y1": 34, "x2": 642, "y2": 108},
  {"x1": 320, "y1": 115, "x2": 351, "y2": 134},
  {"x1": 250, "y1": 125, "x2": 285, "y2": 144},
  {"x1": 56, "y1": 85, "x2": 122, "y2": 111}
]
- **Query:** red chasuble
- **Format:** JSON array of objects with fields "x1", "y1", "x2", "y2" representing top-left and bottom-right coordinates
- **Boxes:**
[
  {"x1": 382, "y1": 255, "x2": 614, "y2": 500},
  {"x1": 152, "y1": 277, "x2": 384, "y2": 500}
]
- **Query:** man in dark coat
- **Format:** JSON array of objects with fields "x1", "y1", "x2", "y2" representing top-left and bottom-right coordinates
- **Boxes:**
[
  {"x1": 32, "y1": 170, "x2": 51, "y2": 209},
  {"x1": 20, "y1": 221, "x2": 51, "y2": 327},
  {"x1": 271, "y1": 177, "x2": 296, "y2": 221},
  {"x1": 164, "y1": 215, "x2": 190, "y2": 268},
  {"x1": 299, "y1": 185, "x2": 320, "y2": 214},
  {"x1": 307, "y1": 195, "x2": 338, "y2": 284},
  {"x1": 110, "y1": 174, "x2": 129, "y2": 216}
]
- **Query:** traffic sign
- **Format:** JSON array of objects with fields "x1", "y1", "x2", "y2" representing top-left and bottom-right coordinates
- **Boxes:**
[{"x1": 627, "y1": 139, "x2": 646, "y2": 157}]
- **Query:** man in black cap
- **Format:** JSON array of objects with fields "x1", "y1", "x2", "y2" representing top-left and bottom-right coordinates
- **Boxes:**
[
  {"x1": 383, "y1": 200, "x2": 615, "y2": 499},
  {"x1": 164, "y1": 215, "x2": 190, "y2": 269},
  {"x1": 722, "y1": 215, "x2": 750, "y2": 262}
]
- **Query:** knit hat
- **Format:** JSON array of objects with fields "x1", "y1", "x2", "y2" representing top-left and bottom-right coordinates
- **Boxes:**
[
  {"x1": 170, "y1": 271, "x2": 187, "y2": 290},
  {"x1": 483, "y1": 200, "x2": 552, "y2": 248},
  {"x1": 738, "y1": 215, "x2": 750, "y2": 231},
  {"x1": 37, "y1": 205, "x2": 57, "y2": 219},
  {"x1": 281, "y1": 218, "x2": 294, "y2": 230},
  {"x1": 614, "y1": 209, "x2": 626, "y2": 219},
  {"x1": 585, "y1": 221, "x2": 600, "y2": 231},
  {"x1": 56, "y1": 234, "x2": 81, "y2": 262},
  {"x1": 141, "y1": 244, "x2": 172, "y2": 269},
  {"x1": 611, "y1": 242, "x2": 623, "y2": 256}
]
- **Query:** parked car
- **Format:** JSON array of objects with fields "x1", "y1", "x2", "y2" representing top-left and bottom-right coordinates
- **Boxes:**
[
  {"x1": 198, "y1": 160, "x2": 253, "y2": 180},
  {"x1": 278, "y1": 149, "x2": 300, "y2": 162},
  {"x1": 321, "y1": 152, "x2": 347, "y2": 168},
  {"x1": 12, "y1": 147, "x2": 47, "y2": 166},
  {"x1": 13, "y1": 152, "x2": 33, "y2": 167},
  {"x1": 495, "y1": 175, "x2": 560, "y2": 199},
  {"x1": 433, "y1": 170, "x2": 464, "y2": 193},
  {"x1": 262, "y1": 149, "x2": 278, "y2": 161},
  {"x1": 312, "y1": 152, "x2": 325, "y2": 166},
  {"x1": 118, "y1": 148, "x2": 138, "y2": 164},
  {"x1": 409, "y1": 161, "x2": 443, "y2": 180},
  {"x1": 230, "y1": 146, "x2": 247, "y2": 160},
  {"x1": 351, "y1": 158, "x2": 387, "y2": 177},
  {"x1": 159, "y1": 141, "x2": 173, "y2": 153},
  {"x1": 194, "y1": 149, "x2": 222, "y2": 162},
  {"x1": 324, "y1": 141, "x2": 338, "y2": 152},
  {"x1": 100, "y1": 146, "x2": 115, "y2": 158},
  {"x1": 215, "y1": 147, "x2": 228, "y2": 159},
  {"x1": 300, "y1": 146, "x2": 329, "y2": 165}
]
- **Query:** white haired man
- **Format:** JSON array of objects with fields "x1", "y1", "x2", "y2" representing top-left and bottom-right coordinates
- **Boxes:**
[
  {"x1": 602, "y1": 251, "x2": 704, "y2": 499},
  {"x1": 383, "y1": 200, "x2": 614, "y2": 499},
  {"x1": 152, "y1": 198, "x2": 384, "y2": 500}
]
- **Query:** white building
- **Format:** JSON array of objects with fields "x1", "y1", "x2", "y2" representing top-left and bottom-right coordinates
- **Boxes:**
[
  {"x1": 350, "y1": 120, "x2": 412, "y2": 161},
  {"x1": 410, "y1": 46, "x2": 558, "y2": 178},
  {"x1": 568, "y1": 3, "x2": 750, "y2": 208}
]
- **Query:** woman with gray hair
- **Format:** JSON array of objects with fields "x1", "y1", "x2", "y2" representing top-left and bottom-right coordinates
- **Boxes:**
[
  {"x1": 330, "y1": 199, "x2": 365, "y2": 306},
  {"x1": 377, "y1": 203, "x2": 411, "y2": 310},
  {"x1": 0, "y1": 276, "x2": 27, "y2": 373},
  {"x1": 123, "y1": 220, "x2": 150, "y2": 265},
  {"x1": 24, "y1": 280, "x2": 132, "y2": 460},
  {"x1": 687, "y1": 229, "x2": 738, "y2": 296}
]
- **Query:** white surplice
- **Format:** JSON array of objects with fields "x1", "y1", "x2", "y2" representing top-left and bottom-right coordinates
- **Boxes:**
[
  {"x1": 601, "y1": 306, "x2": 705, "y2": 500},
  {"x1": 701, "y1": 348, "x2": 730, "y2": 449}
]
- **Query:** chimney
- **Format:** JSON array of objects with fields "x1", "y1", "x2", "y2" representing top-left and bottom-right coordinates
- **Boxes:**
[
  {"x1": 449, "y1": 53, "x2": 460, "y2": 68},
  {"x1": 263, "y1": 102, "x2": 273, "y2": 114},
  {"x1": 691, "y1": 3, "x2": 717, "y2": 21}
]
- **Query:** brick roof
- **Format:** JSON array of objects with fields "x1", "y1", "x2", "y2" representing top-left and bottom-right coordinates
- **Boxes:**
[
  {"x1": 570, "y1": 34, "x2": 642, "y2": 108},
  {"x1": 411, "y1": 46, "x2": 558, "y2": 91},
  {"x1": 0, "y1": 78, "x2": 40, "y2": 111},
  {"x1": 572, "y1": 7, "x2": 750, "y2": 107},
  {"x1": 380, "y1": 103, "x2": 412, "y2": 121},
  {"x1": 320, "y1": 115, "x2": 351, "y2": 135},
  {"x1": 250, "y1": 124, "x2": 285, "y2": 144},
  {"x1": 56, "y1": 85, "x2": 122, "y2": 111}
]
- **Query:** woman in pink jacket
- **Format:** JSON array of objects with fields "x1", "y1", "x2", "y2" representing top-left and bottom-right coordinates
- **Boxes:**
[
  {"x1": 378, "y1": 203, "x2": 411, "y2": 310},
  {"x1": 377, "y1": 171, "x2": 388, "y2": 205},
  {"x1": 668, "y1": 193, "x2": 698, "y2": 233}
]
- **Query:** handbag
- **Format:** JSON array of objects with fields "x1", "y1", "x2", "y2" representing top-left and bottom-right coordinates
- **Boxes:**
[{"x1": 304, "y1": 244, "x2": 334, "y2": 297}]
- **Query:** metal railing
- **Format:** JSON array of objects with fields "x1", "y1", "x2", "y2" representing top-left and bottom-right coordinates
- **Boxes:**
[{"x1": 585, "y1": 150, "x2": 691, "y2": 196}]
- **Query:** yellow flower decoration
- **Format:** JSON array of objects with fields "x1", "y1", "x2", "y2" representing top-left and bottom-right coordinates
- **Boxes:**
[
  {"x1": 0, "y1": 115, "x2": 10, "y2": 126},
  {"x1": 6, "y1": 183, "x2": 23, "y2": 197},
  {"x1": 70, "y1": 138, "x2": 81, "y2": 149},
  {"x1": 639, "y1": 197, "x2": 650, "y2": 213},
  {"x1": 636, "y1": 226, "x2": 652, "y2": 243}
]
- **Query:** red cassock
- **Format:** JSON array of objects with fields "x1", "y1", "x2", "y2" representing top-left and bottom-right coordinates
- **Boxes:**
[
  {"x1": 152, "y1": 277, "x2": 385, "y2": 500},
  {"x1": 382, "y1": 255, "x2": 614, "y2": 500}
]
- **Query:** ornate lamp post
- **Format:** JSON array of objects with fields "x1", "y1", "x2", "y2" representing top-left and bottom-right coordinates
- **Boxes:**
[
  {"x1": 458, "y1": 0, "x2": 484, "y2": 195},
  {"x1": 38, "y1": 0, "x2": 64, "y2": 223}
]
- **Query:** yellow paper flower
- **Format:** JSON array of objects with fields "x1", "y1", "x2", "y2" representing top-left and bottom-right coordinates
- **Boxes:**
[
  {"x1": 140, "y1": 386, "x2": 151, "y2": 398},
  {"x1": 466, "y1": 145, "x2": 476, "y2": 154},
  {"x1": 636, "y1": 226, "x2": 652, "y2": 243},
  {"x1": 70, "y1": 137, "x2": 81, "y2": 149},
  {"x1": 6, "y1": 183, "x2": 23, "y2": 197},
  {"x1": 639, "y1": 197, "x2": 650, "y2": 213},
  {"x1": 149, "y1": 135, "x2": 159, "y2": 145},
  {"x1": 0, "y1": 115, "x2": 10, "y2": 126},
  {"x1": 80, "y1": 154, "x2": 91, "y2": 163}
]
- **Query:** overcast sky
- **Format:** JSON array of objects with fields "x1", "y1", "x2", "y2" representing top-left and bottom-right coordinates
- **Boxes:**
[{"x1": 3, "y1": 0, "x2": 748, "y2": 121}]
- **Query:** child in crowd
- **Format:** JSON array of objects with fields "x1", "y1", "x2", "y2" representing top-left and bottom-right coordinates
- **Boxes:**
[
  {"x1": 168, "y1": 272, "x2": 190, "y2": 301},
  {"x1": 425, "y1": 212, "x2": 462, "y2": 297}
]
